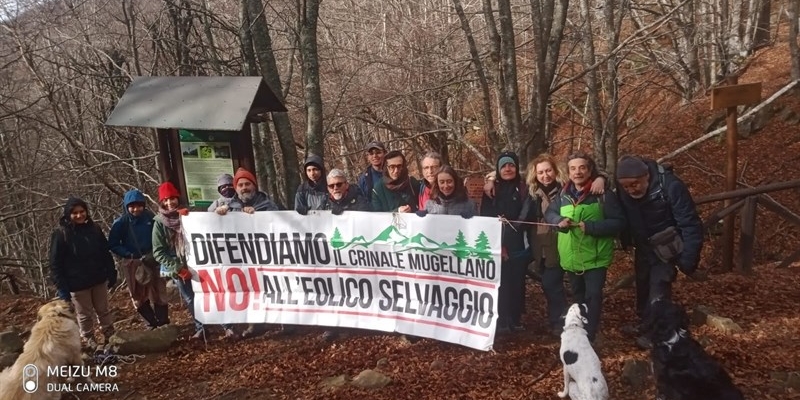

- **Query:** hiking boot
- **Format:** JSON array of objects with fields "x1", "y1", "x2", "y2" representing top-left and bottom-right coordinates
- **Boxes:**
[
  {"x1": 82, "y1": 336, "x2": 98, "y2": 350},
  {"x1": 621, "y1": 324, "x2": 643, "y2": 336},
  {"x1": 153, "y1": 304, "x2": 170, "y2": 327},
  {"x1": 635, "y1": 335, "x2": 653, "y2": 350},
  {"x1": 190, "y1": 329, "x2": 205, "y2": 341},
  {"x1": 321, "y1": 330, "x2": 338, "y2": 342},
  {"x1": 137, "y1": 302, "x2": 159, "y2": 329},
  {"x1": 510, "y1": 321, "x2": 525, "y2": 332},
  {"x1": 223, "y1": 328, "x2": 239, "y2": 340}
]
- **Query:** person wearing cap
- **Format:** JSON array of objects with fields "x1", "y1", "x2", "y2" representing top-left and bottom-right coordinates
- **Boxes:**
[
  {"x1": 371, "y1": 150, "x2": 422, "y2": 213},
  {"x1": 216, "y1": 167, "x2": 279, "y2": 215},
  {"x1": 479, "y1": 151, "x2": 533, "y2": 333},
  {"x1": 108, "y1": 189, "x2": 169, "y2": 330},
  {"x1": 214, "y1": 168, "x2": 282, "y2": 338},
  {"x1": 207, "y1": 173, "x2": 235, "y2": 212},
  {"x1": 615, "y1": 154, "x2": 703, "y2": 348},
  {"x1": 543, "y1": 151, "x2": 625, "y2": 344},
  {"x1": 357, "y1": 140, "x2": 386, "y2": 201},
  {"x1": 295, "y1": 154, "x2": 329, "y2": 214},
  {"x1": 152, "y1": 182, "x2": 237, "y2": 340}
]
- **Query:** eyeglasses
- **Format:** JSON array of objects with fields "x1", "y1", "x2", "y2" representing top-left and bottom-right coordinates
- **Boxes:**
[
  {"x1": 386, "y1": 164, "x2": 403, "y2": 171},
  {"x1": 327, "y1": 182, "x2": 345, "y2": 189}
]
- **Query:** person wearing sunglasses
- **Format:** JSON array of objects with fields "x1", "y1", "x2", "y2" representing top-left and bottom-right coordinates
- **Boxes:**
[{"x1": 318, "y1": 169, "x2": 370, "y2": 341}]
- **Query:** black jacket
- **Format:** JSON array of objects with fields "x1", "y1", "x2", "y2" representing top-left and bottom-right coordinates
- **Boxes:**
[
  {"x1": 480, "y1": 151, "x2": 532, "y2": 254},
  {"x1": 49, "y1": 197, "x2": 115, "y2": 292},
  {"x1": 618, "y1": 160, "x2": 703, "y2": 270},
  {"x1": 322, "y1": 186, "x2": 371, "y2": 214}
]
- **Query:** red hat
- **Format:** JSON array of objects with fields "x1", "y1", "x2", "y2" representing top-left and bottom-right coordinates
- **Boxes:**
[
  {"x1": 158, "y1": 182, "x2": 181, "y2": 202},
  {"x1": 234, "y1": 168, "x2": 257, "y2": 189}
]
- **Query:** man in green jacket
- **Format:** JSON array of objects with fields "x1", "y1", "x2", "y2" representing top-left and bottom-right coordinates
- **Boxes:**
[{"x1": 544, "y1": 152, "x2": 625, "y2": 343}]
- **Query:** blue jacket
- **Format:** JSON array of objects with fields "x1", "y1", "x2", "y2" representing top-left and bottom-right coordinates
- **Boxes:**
[
  {"x1": 357, "y1": 167, "x2": 383, "y2": 202},
  {"x1": 108, "y1": 189, "x2": 156, "y2": 258}
]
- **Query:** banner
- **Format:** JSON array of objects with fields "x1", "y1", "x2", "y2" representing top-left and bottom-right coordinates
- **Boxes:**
[{"x1": 181, "y1": 210, "x2": 502, "y2": 351}]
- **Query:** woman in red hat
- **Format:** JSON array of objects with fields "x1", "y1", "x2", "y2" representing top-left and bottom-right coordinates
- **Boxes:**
[{"x1": 151, "y1": 182, "x2": 237, "y2": 340}]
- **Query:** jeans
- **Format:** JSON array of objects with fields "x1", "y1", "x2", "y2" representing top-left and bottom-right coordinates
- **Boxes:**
[
  {"x1": 174, "y1": 277, "x2": 232, "y2": 333},
  {"x1": 634, "y1": 249, "x2": 677, "y2": 319},
  {"x1": 567, "y1": 267, "x2": 607, "y2": 342},
  {"x1": 541, "y1": 264, "x2": 567, "y2": 330}
]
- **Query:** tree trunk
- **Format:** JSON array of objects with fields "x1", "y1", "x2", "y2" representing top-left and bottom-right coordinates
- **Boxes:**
[
  {"x1": 602, "y1": 0, "x2": 622, "y2": 176},
  {"x1": 240, "y1": 0, "x2": 280, "y2": 200},
  {"x1": 245, "y1": 0, "x2": 300, "y2": 203},
  {"x1": 754, "y1": 0, "x2": 771, "y2": 46},
  {"x1": 526, "y1": 0, "x2": 569, "y2": 160},
  {"x1": 578, "y1": 0, "x2": 604, "y2": 167},
  {"x1": 789, "y1": 0, "x2": 800, "y2": 81},
  {"x1": 300, "y1": 0, "x2": 324, "y2": 159},
  {"x1": 495, "y1": 0, "x2": 524, "y2": 160},
  {"x1": 453, "y1": 0, "x2": 499, "y2": 153}
]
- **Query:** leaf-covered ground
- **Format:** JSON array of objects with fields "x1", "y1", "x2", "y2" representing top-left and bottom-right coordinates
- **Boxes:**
[{"x1": 2, "y1": 262, "x2": 800, "y2": 399}]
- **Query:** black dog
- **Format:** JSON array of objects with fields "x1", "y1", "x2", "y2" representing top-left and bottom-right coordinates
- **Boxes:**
[{"x1": 643, "y1": 299, "x2": 744, "y2": 400}]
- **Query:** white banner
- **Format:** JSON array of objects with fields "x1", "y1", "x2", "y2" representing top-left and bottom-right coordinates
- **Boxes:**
[{"x1": 181, "y1": 210, "x2": 502, "y2": 351}]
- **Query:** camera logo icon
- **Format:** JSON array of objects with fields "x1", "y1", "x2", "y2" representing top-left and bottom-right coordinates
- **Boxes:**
[{"x1": 22, "y1": 364, "x2": 38, "y2": 393}]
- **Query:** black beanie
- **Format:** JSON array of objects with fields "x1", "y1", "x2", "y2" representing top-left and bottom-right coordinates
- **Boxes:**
[{"x1": 616, "y1": 156, "x2": 649, "y2": 179}]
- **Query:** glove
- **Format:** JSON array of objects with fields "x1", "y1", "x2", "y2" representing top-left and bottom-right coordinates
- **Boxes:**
[
  {"x1": 56, "y1": 287, "x2": 71, "y2": 302},
  {"x1": 177, "y1": 267, "x2": 192, "y2": 281},
  {"x1": 177, "y1": 208, "x2": 189, "y2": 216},
  {"x1": 296, "y1": 207, "x2": 308, "y2": 216},
  {"x1": 331, "y1": 207, "x2": 344, "y2": 216},
  {"x1": 107, "y1": 270, "x2": 118, "y2": 288},
  {"x1": 415, "y1": 210, "x2": 428, "y2": 217},
  {"x1": 459, "y1": 211, "x2": 473, "y2": 219}
]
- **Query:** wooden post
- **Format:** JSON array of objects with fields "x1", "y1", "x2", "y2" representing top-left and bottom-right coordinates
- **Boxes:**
[
  {"x1": 710, "y1": 79, "x2": 762, "y2": 271},
  {"x1": 738, "y1": 197, "x2": 757, "y2": 274}
]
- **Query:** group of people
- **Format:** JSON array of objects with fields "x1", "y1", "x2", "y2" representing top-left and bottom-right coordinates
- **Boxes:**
[{"x1": 49, "y1": 138, "x2": 702, "y2": 349}]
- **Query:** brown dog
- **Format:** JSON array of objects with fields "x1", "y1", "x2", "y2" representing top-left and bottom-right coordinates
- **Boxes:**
[{"x1": 0, "y1": 300, "x2": 87, "y2": 400}]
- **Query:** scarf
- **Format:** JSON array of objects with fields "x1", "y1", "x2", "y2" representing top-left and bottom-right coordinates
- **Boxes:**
[
  {"x1": 383, "y1": 171, "x2": 410, "y2": 192},
  {"x1": 159, "y1": 207, "x2": 186, "y2": 257}
]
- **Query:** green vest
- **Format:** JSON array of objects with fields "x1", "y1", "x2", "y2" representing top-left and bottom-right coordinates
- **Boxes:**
[{"x1": 556, "y1": 193, "x2": 614, "y2": 272}]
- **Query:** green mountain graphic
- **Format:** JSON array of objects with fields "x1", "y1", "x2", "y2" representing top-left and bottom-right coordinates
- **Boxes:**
[{"x1": 330, "y1": 225, "x2": 493, "y2": 260}]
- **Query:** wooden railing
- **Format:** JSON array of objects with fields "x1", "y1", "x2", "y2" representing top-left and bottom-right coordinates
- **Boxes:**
[{"x1": 695, "y1": 179, "x2": 800, "y2": 271}]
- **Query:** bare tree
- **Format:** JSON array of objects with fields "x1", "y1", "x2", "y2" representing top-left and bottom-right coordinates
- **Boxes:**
[{"x1": 790, "y1": 0, "x2": 800, "y2": 81}]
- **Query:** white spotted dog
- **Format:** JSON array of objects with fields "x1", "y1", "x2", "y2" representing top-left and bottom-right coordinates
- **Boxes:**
[{"x1": 558, "y1": 303, "x2": 609, "y2": 400}]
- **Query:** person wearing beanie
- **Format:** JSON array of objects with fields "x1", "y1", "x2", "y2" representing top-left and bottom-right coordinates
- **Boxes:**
[
  {"x1": 207, "y1": 173, "x2": 235, "y2": 212},
  {"x1": 615, "y1": 155, "x2": 703, "y2": 349},
  {"x1": 216, "y1": 167, "x2": 280, "y2": 215},
  {"x1": 479, "y1": 151, "x2": 534, "y2": 334},
  {"x1": 544, "y1": 151, "x2": 625, "y2": 344},
  {"x1": 152, "y1": 182, "x2": 237, "y2": 340},
  {"x1": 294, "y1": 154, "x2": 329, "y2": 215},
  {"x1": 49, "y1": 196, "x2": 117, "y2": 349},
  {"x1": 214, "y1": 168, "x2": 282, "y2": 338},
  {"x1": 108, "y1": 189, "x2": 169, "y2": 330}
]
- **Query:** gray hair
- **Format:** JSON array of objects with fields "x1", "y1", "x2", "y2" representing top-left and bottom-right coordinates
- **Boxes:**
[
  {"x1": 327, "y1": 168, "x2": 347, "y2": 180},
  {"x1": 422, "y1": 151, "x2": 442, "y2": 164}
]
